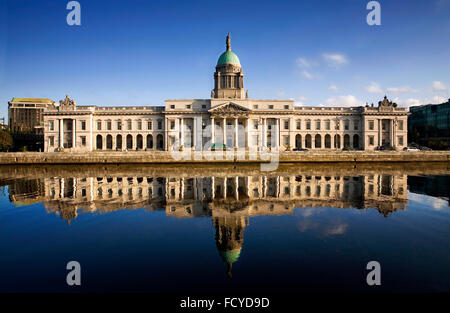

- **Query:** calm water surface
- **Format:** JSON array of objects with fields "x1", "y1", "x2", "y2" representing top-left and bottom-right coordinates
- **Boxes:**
[{"x1": 0, "y1": 164, "x2": 449, "y2": 293}]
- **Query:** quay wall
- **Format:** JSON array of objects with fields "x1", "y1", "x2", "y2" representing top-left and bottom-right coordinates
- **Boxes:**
[{"x1": 0, "y1": 151, "x2": 449, "y2": 165}]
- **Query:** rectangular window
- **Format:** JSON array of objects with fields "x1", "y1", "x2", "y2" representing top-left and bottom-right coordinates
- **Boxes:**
[
  {"x1": 316, "y1": 121, "x2": 321, "y2": 130},
  {"x1": 170, "y1": 121, "x2": 175, "y2": 129},
  {"x1": 344, "y1": 120, "x2": 349, "y2": 130},
  {"x1": 269, "y1": 105, "x2": 274, "y2": 109},
  {"x1": 284, "y1": 105, "x2": 289, "y2": 110},
  {"x1": 97, "y1": 121, "x2": 102, "y2": 130},
  {"x1": 81, "y1": 121, "x2": 86, "y2": 130},
  {"x1": 117, "y1": 121, "x2": 122, "y2": 130},
  {"x1": 202, "y1": 105, "x2": 206, "y2": 109},
  {"x1": 296, "y1": 121, "x2": 301, "y2": 130},
  {"x1": 306, "y1": 120, "x2": 311, "y2": 130},
  {"x1": 253, "y1": 120, "x2": 259, "y2": 130},
  {"x1": 186, "y1": 105, "x2": 191, "y2": 109},
  {"x1": 81, "y1": 136, "x2": 86, "y2": 146},
  {"x1": 49, "y1": 121, "x2": 54, "y2": 130},
  {"x1": 398, "y1": 121, "x2": 404, "y2": 131},
  {"x1": 170, "y1": 105, "x2": 175, "y2": 109},
  {"x1": 284, "y1": 120, "x2": 289, "y2": 130},
  {"x1": 127, "y1": 120, "x2": 132, "y2": 130},
  {"x1": 398, "y1": 136, "x2": 404, "y2": 146},
  {"x1": 253, "y1": 104, "x2": 258, "y2": 109},
  {"x1": 148, "y1": 121, "x2": 152, "y2": 130},
  {"x1": 369, "y1": 136, "x2": 374, "y2": 146},
  {"x1": 107, "y1": 121, "x2": 112, "y2": 130},
  {"x1": 49, "y1": 136, "x2": 54, "y2": 146},
  {"x1": 158, "y1": 120, "x2": 162, "y2": 130},
  {"x1": 325, "y1": 121, "x2": 330, "y2": 130},
  {"x1": 369, "y1": 120, "x2": 374, "y2": 130},
  {"x1": 137, "y1": 121, "x2": 142, "y2": 130},
  {"x1": 284, "y1": 136, "x2": 289, "y2": 145},
  {"x1": 354, "y1": 121, "x2": 358, "y2": 130}
]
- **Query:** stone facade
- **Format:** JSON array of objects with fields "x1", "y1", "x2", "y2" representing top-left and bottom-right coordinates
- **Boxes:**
[{"x1": 43, "y1": 35, "x2": 409, "y2": 152}]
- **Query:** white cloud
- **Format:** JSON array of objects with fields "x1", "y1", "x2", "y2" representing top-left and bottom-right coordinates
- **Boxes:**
[
  {"x1": 432, "y1": 81, "x2": 447, "y2": 92},
  {"x1": 322, "y1": 53, "x2": 348, "y2": 66},
  {"x1": 394, "y1": 95, "x2": 448, "y2": 108},
  {"x1": 386, "y1": 86, "x2": 418, "y2": 94},
  {"x1": 325, "y1": 95, "x2": 364, "y2": 107},
  {"x1": 394, "y1": 98, "x2": 422, "y2": 108},
  {"x1": 364, "y1": 82, "x2": 383, "y2": 94},
  {"x1": 296, "y1": 57, "x2": 311, "y2": 68},
  {"x1": 328, "y1": 84, "x2": 339, "y2": 91},
  {"x1": 294, "y1": 96, "x2": 307, "y2": 106},
  {"x1": 301, "y1": 70, "x2": 315, "y2": 80}
]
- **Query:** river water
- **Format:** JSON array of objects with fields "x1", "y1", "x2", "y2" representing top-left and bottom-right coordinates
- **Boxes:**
[{"x1": 0, "y1": 163, "x2": 449, "y2": 293}]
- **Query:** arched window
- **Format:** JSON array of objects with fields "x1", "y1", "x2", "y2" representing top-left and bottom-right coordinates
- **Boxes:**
[
  {"x1": 295, "y1": 134, "x2": 302, "y2": 149},
  {"x1": 315, "y1": 134, "x2": 321, "y2": 148},
  {"x1": 106, "y1": 134, "x2": 113, "y2": 149},
  {"x1": 305, "y1": 134, "x2": 312, "y2": 148},
  {"x1": 147, "y1": 134, "x2": 153, "y2": 149},
  {"x1": 156, "y1": 134, "x2": 164, "y2": 150},
  {"x1": 116, "y1": 135, "x2": 122, "y2": 150},
  {"x1": 96, "y1": 135, "x2": 102, "y2": 150},
  {"x1": 353, "y1": 134, "x2": 359, "y2": 149},
  {"x1": 334, "y1": 134, "x2": 341, "y2": 149},
  {"x1": 126, "y1": 134, "x2": 133, "y2": 149},
  {"x1": 136, "y1": 134, "x2": 143, "y2": 150},
  {"x1": 344, "y1": 134, "x2": 350, "y2": 148},
  {"x1": 324, "y1": 134, "x2": 331, "y2": 148}
]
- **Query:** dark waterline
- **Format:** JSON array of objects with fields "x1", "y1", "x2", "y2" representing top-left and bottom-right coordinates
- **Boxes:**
[{"x1": 0, "y1": 164, "x2": 449, "y2": 293}]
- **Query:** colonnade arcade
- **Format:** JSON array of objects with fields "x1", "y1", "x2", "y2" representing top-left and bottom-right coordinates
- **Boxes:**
[{"x1": 95, "y1": 133, "x2": 164, "y2": 151}]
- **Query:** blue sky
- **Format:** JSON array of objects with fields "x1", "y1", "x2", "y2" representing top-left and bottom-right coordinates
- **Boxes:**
[{"x1": 0, "y1": 0, "x2": 449, "y2": 119}]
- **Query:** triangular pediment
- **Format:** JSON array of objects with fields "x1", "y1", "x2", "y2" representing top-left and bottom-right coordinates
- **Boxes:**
[{"x1": 208, "y1": 102, "x2": 250, "y2": 113}]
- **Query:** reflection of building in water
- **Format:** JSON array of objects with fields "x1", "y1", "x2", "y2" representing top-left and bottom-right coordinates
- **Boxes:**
[
  {"x1": 6, "y1": 173, "x2": 408, "y2": 220},
  {"x1": 6, "y1": 173, "x2": 407, "y2": 275},
  {"x1": 8, "y1": 179, "x2": 45, "y2": 206},
  {"x1": 408, "y1": 175, "x2": 450, "y2": 205}
]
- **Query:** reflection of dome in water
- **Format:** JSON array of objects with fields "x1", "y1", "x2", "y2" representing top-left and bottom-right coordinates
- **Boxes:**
[
  {"x1": 213, "y1": 215, "x2": 248, "y2": 278},
  {"x1": 219, "y1": 249, "x2": 241, "y2": 265}
]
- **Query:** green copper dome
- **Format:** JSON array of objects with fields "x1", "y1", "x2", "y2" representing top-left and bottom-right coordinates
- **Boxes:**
[{"x1": 217, "y1": 50, "x2": 241, "y2": 66}]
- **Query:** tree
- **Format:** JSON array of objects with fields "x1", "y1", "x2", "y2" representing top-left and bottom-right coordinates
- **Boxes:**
[{"x1": 0, "y1": 130, "x2": 13, "y2": 151}]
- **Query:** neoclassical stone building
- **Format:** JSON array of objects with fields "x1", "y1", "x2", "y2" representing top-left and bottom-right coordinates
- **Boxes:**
[{"x1": 43, "y1": 34, "x2": 409, "y2": 152}]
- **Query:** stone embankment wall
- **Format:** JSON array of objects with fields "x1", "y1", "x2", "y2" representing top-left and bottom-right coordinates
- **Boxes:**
[{"x1": 0, "y1": 151, "x2": 449, "y2": 164}]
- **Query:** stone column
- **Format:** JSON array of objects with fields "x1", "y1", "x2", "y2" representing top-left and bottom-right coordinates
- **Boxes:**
[
  {"x1": 263, "y1": 118, "x2": 267, "y2": 147},
  {"x1": 211, "y1": 117, "x2": 215, "y2": 144},
  {"x1": 245, "y1": 119, "x2": 250, "y2": 149},
  {"x1": 180, "y1": 118, "x2": 184, "y2": 146},
  {"x1": 211, "y1": 176, "x2": 215, "y2": 199},
  {"x1": 222, "y1": 118, "x2": 226, "y2": 146},
  {"x1": 234, "y1": 118, "x2": 238, "y2": 148},
  {"x1": 59, "y1": 119, "x2": 64, "y2": 148},
  {"x1": 378, "y1": 119, "x2": 382, "y2": 146},
  {"x1": 259, "y1": 119, "x2": 263, "y2": 149},
  {"x1": 193, "y1": 118, "x2": 197, "y2": 150},
  {"x1": 89, "y1": 115, "x2": 93, "y2": 151},
  {"x1": 391, "y1": 119, "x2": 395, "y2": 147},
  {"x1": 276, "y1": 118, "x2": 280, "y2": 148},
  {"x1": 72, "y1": 119, "x2": 76, "y2": 149}
]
